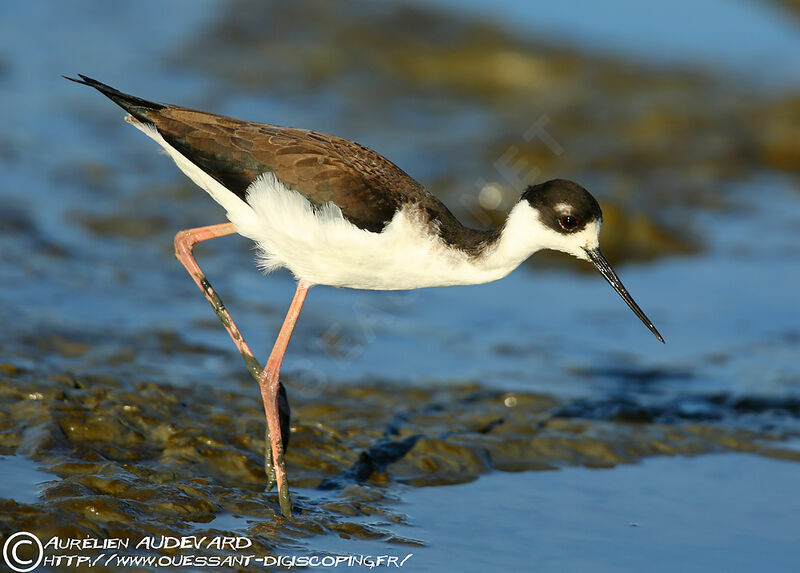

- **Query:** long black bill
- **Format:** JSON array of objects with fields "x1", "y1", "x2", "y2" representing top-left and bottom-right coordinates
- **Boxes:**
[{"x1": 584, "y1": 248, "x2": 665, "y2": 343}]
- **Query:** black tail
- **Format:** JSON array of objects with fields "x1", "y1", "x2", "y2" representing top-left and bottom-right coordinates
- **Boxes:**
[{"x1": 64, "y1": 74, "x2": 164, "y2": 123}]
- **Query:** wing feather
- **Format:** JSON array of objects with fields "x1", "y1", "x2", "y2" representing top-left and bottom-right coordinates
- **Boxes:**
[{"x1": 148, "y1": 107, "x2": 432, "y2": 232}]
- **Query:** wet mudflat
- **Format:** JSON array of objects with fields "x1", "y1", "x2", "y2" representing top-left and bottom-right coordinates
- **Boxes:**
[
  {"x1": 1, "y1": 0, "x2": 799, "y2": 571},
  {"x1": 1, "y1": 358, "x2": 798, "y2": 571}
]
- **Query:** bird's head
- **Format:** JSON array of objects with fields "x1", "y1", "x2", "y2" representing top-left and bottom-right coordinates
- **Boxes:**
[{"x1": 515, "y1": 179, "x2": 664, "y2": 343}]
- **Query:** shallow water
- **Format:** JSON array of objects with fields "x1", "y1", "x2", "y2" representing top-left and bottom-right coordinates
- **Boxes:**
[
  {"x1": 428, "y1": 0, "x2": 800, "y2": 87},
  {"x1": 1, "y1": 0, "x2": 799, "y2": 571},
  {"x1": 0, "y1": 456, "x2": 55, "y2": 505},
  {"x1": 378, "y1": 454, "x2": 800, "y2": 573}
]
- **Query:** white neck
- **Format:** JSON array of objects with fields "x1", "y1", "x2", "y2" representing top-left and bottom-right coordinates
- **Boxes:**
[
  {"x1": 485, "y1": 202, "x2": 550, "y2": 270},
  {"x1": 473, "y1": 201, "x2": 600, "y2": 281}
]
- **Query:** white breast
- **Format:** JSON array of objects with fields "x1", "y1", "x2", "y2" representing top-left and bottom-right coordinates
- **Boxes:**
[{"x1": 231, "y1": 173, "x2": 515, "y2": 290}]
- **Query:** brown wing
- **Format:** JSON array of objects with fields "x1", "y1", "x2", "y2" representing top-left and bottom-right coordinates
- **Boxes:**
[
  {"x1": 67, "y1": 75, "x2": 488, "y2": 246},
  {"x1": 148, "y1": 107, "x2": 434, "y2": 232}
]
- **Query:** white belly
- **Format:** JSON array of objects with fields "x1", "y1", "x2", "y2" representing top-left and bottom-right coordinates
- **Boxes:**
[{"x1": 229, "y1": 174, "x2": 515, "y2": 290}]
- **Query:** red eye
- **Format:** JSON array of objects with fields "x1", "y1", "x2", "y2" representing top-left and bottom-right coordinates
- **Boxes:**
[{"x1": 559, "y1": 215, "x2": 577, "y2": 230}]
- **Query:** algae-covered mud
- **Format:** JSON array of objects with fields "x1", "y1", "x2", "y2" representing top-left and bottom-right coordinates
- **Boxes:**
[
  {"x1": 1, "y1": 0, "x2": 800, "y2": 571},
  {"x1": 1, "y1": 358, "x2": 798, "y2": 571}
]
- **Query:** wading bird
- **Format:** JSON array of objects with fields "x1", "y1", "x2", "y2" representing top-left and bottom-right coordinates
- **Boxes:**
[{"x1": 67, "y1": 75, "x2": 663, "y2": 517}]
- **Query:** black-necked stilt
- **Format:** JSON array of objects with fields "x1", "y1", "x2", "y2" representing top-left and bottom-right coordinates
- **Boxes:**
[{"x1": 67, "y1": 75, "x2": 663, "y2": 517}]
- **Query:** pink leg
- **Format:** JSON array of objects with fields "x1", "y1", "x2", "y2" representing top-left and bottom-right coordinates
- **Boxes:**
[
  {"x1": 174, "y1": 224, "x2": 306, "y2": 517},
  {"x1": 174, "y1": 224, "x2": 262, "y2": 379},
  {"x1": 259, "y1": 280, "x2": 310, "y2": 518}
]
